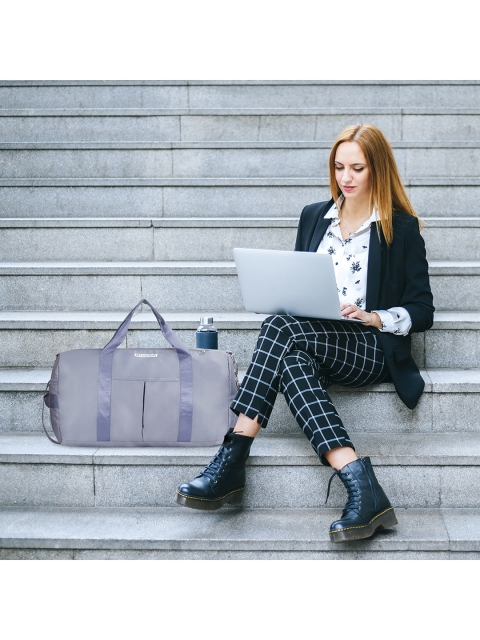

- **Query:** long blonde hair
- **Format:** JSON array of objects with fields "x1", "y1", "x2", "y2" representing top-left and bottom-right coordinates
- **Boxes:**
[{"x1": 329, "y1": 123, "x2": 422, "y2": 245}]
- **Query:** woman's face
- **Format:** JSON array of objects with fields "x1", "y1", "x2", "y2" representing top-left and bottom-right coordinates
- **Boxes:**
[{"x1": 334, "y1": 141, "x2": 371, "y2": 204}]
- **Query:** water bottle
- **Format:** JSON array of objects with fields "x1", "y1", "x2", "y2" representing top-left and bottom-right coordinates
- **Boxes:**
[{"x1": 195, "y1": 316, "x2": 218, "y2": 349}]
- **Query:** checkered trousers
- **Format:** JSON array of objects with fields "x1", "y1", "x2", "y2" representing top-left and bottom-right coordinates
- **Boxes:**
[{"x1": 230, "y1": 315, "x2": 389, "y2": 465}]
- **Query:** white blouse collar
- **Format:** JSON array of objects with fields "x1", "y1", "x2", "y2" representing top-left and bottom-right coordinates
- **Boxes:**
[{"x1": 326, "y1": 201, "x2": 380, "y2": 224}]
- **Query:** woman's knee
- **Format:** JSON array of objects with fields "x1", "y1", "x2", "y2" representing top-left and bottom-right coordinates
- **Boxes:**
[
  {"x1": 261, "y1": 314, "x2": 298, "y2": 336},
  {"x1": 262, "y1": 314, "x2": 288, "y2": 328}
]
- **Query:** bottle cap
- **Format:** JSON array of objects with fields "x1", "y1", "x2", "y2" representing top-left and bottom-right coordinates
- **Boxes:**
[{"x1": 200, "y1": 316, "x2": 214, "y2": 325}]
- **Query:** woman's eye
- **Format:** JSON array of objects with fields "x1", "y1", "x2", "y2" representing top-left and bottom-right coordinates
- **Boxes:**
[
  {"x1": 335, "y1": 166, "x2": 343, "y2": 171},
  {"x1": 353, "y1": 168, "x2": 364, "y2": 172}
]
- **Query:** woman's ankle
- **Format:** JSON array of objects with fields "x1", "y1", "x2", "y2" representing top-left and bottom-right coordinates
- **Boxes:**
[
  {"x1": 324, "y1": 446, "x2": 358, "y2": 471},
  {"x1": 233, "y1": 413, "x2": 262, "y2": 438}
]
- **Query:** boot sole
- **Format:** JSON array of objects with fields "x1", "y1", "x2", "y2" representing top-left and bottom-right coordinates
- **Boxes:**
[
  {"x1": 176, "y1": 487, "x2": 245, "y2": 511},
  {"x1": 329, "y1": 507, "x2": 398, "y2": 543}
]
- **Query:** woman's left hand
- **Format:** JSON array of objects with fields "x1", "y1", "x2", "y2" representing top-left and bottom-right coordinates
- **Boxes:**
[{"x1": 340, "y1": 304, "x2": 382, "y2": 328}]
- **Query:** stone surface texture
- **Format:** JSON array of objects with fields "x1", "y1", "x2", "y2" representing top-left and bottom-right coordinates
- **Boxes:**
[{"x1": 2, "y1": 506, "x2": 480, "y2": 558}]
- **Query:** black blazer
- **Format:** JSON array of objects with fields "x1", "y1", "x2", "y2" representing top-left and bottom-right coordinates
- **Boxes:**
[{"x1": 294, "y1": 198, "x2": 435, "y2": 409}]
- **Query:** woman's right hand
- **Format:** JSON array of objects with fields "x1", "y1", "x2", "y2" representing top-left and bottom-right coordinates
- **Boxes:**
[{"x1": 341, "y1": 304, "x2": 382, "y2": 328}]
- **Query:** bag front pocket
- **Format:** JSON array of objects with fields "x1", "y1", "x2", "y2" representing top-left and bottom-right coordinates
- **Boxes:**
[
  {"x1": 143, "y1": 379, "x2": 180, "y2": 443},
  {"x1": 110, "y1": 379, "x2": 145, "y2": 442}
]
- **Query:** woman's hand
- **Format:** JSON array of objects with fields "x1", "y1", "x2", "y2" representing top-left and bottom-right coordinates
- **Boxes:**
[{"x1": 340, "y1": 304, "x2": 382, "y2": 328}]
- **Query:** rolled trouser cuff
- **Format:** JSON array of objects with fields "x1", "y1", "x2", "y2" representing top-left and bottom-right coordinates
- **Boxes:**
[{"x1": 230, "y1": 397, "x2": 272, "y2": 428}]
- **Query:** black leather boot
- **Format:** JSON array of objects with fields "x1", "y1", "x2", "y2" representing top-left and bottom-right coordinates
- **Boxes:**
[
  {"x1": 176, "y1": 428, "x2": 254, "y2": 511},
  {"x1": 326, "y1": 456, "x2": 398, "y2": 542}
]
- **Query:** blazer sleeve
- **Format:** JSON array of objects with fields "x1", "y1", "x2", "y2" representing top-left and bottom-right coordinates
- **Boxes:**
[{"x1": 400, "y1": 217, "x2": 435, "y2": 333}]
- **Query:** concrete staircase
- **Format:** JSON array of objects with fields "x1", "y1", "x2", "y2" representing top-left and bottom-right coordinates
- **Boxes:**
[{"x1": 1, "y1": 80, "x2": 480, "y2": 559}]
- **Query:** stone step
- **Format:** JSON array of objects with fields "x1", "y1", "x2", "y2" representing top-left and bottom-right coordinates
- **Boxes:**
[
  {"x1": 1, "y1": 432, "x2": 480, "y2": 511},
  {"x1": 0, "y1": 310, "x2": 477, "y2": 370},
  {"x1": 2, "y1": 80, "x2": 480, "y2": 110},
  {"x1": 1, "y1": 142, "x2": 479, "y2": 180},
  {"x1": 2, "y1": 505, "x2": 478, "y2": 560},
  {"x1": 0, "y1": 260, "x2": 476, "y2": 311},
  {"x1": 1, "y1": 368, "x2": 479, "y2": 435},
  {"x1": 1, "y1": 506, "x2": 479, "y2": 559},
  {"x1": 0, "y1": 217, "x2": 479, "y2": 261},
  {"x1": 0, "y1": 180, "x2": 477, "y2": 218},
  {"x1": 3, "y1": 109, "x2": 480, "y2": 143}
]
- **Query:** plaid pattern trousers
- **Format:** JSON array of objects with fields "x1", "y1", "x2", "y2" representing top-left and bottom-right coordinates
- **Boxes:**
[{"x1": 230, "y1": 314, "x2": 389, "y2": 465}]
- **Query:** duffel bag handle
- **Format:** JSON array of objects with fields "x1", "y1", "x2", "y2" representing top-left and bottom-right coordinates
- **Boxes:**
[
  {"x1": 97, "y1": 299, "x2": 193, "y2": 443},
  {"x1": 102, "y1": 298, "x2": 190, "y2": 355}
]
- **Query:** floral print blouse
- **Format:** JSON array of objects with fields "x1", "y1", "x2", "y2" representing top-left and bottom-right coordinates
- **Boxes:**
[{"x1": 316, "y1": 202, "x2": 412, "y2": 336}]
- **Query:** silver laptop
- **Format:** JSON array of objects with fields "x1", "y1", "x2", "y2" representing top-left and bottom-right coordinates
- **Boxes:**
[{"x1": 233, "y1": 248, "x2": 364, "y2": 322}]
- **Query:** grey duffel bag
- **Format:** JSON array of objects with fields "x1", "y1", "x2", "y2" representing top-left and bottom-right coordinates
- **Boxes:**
[{"x1": 42, "y1": 299, "x2": 239, "y2": 447}]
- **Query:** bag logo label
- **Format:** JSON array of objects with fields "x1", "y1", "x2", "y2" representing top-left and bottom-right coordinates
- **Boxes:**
[{"x1": 134, "y1": 353, "x2": 158, "y2": 358}]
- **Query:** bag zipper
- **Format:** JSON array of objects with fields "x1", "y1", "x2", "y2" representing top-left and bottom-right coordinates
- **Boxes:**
[{"x1": 225, "y1": 350, "x2": 239, "y2": 389}]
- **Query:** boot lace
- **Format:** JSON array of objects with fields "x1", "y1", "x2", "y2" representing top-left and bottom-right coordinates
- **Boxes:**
[
  {"x1": 199, "y1": 444, "x2": 231, "y2": 482},
  {"x1": 325, "y1": 470, "x2": 361, "y2": 514}
]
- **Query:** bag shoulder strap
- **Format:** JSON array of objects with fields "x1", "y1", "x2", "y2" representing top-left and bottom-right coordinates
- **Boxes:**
[{"x1": 42, "y1": 385, "x2": 62, "y2": 444}]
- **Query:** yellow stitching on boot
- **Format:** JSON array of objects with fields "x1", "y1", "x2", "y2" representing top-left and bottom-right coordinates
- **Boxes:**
[
  {"x1": 330, "y1": 508, "x2": 395, "y2": 533},
  {"x1": 176, "y1": 488, "x2": 244, "y2": 502}
]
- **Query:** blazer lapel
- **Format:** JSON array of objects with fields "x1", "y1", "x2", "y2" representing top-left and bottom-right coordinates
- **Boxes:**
[
  {"x1": 366, "y1": 223, "x2": 381, "y2": 311},
  {"x1": 308, "y1": 218, "x2": 330, "y2": 252},
  {"x1": 307, "y1": 198, "x2": 335, "y2": 252}
]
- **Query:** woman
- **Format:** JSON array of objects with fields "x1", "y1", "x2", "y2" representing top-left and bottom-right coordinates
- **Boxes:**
[{"x1": 176, "y1": 123, "x2": 435, "y2": 543}]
